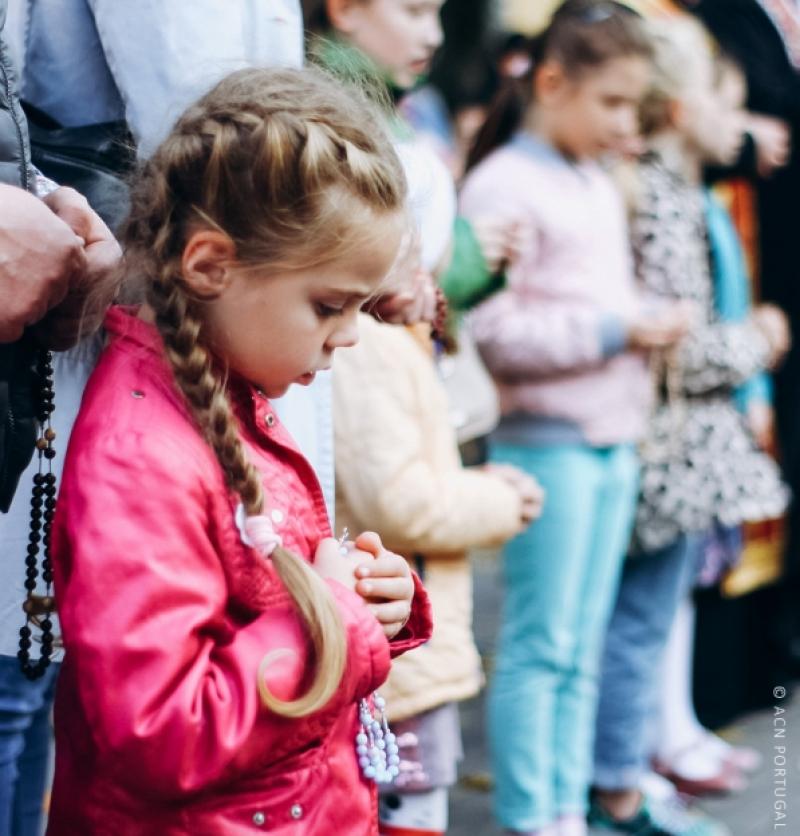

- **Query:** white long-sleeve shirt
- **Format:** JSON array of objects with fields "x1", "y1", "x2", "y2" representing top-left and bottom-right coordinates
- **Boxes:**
[{"x1": 10, "y1": 0, "x2": 302, "y2": 154}]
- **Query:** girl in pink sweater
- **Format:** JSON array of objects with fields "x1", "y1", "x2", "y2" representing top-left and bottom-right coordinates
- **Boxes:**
[{"x1": 460, "y1": 4, "x2": 685, "y2": 834}]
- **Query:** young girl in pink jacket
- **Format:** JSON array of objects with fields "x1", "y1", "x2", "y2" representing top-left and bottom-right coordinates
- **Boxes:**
[
  {"x1": 46, "y1": 67, "x2": 431, "y2": 835},
  {"x1": 460, "y1": 4, "x2": 685, "y2": 834}
]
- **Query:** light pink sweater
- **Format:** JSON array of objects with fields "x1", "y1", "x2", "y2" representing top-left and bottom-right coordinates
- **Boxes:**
[{"x1": 460, "y1": 134, "x2": 650, "y2": 447}]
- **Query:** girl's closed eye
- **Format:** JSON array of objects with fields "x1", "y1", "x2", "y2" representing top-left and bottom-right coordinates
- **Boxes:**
[
  {"x1": 315, "y1": 301, "x2": 346, "y2": 318},
  {"x1": 315, "y1": 293, "x2": 374, "y2": 319}
]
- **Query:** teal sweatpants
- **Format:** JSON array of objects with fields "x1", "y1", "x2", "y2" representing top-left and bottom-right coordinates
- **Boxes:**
[{"x1": 487, "y1": 443, "x2": 639, "y2": 831}]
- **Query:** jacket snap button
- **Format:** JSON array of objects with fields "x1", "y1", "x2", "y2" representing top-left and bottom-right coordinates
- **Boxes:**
[
  {"x1": 290, "y1": 803, "x2": 303, "y2": 819},
  {"x1": 253, "y1": 811, "x2": 265, "y2": 826},
  {"x1": 264, "y1": 413, "x2": 276, "y2": 428}
]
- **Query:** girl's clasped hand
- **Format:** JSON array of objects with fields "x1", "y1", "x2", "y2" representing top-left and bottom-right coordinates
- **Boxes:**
[
  {"x1": 314, "y1": 531, "x2": 414, "y2": 639},
  {"x1": 482, "y1": 463, "x2": 546, "y2": 529},
  {"x1": 626, "y1": 301, "x2": 694, "y2": 351}
]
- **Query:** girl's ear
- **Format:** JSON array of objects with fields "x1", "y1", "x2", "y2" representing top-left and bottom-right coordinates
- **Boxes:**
[
  {"x1": 326, "y1": 0, "x2": 363, "y2": 35},
  {"x1": 181, "y1": 230, "x2": 238, "y2": 299},
  {"x1": 533, "y1": 59, "x2": 568, "y2": 104}
]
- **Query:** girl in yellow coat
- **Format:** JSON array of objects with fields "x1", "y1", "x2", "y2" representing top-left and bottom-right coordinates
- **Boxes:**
[{"x1": 334, "y1": 314, "x2": 542, "y2": 836}]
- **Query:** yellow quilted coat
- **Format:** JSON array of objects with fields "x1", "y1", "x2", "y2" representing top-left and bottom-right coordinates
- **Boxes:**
[{"x1": 334, "y1": 315, "x2": 523, "y2": 721}]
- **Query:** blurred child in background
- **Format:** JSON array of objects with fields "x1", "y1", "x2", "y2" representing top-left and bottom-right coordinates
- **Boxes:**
[
  {"x1": 304, "y1": 0, "x2": 520, "y2": 318},
  {"x1": 590, "y1": 18, "x2": 788, "y2": 836},
  {"x1": 460, "y1": 3, "x2": 687, "y2": 834},
  {"x1": 651, "y1": 51, "x2": 781, "y2": 800},
  {"x1": 334, "y1": 311, "x2": 543, "y2": 836}
]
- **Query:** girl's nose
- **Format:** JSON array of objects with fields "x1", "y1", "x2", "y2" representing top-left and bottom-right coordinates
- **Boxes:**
[
  {"x1": 327, "y1": 313, "x2": 360, "y2": 350},
  {"x1": 425, "y1": 16, "x2": 443, "y2": 52}
]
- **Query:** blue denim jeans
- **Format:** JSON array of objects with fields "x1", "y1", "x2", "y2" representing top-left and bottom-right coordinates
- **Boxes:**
[
  {"x1": 0, "y1": 655, "x2": 60, "y2": 836},
  {"x1": 487, "y1": 443, "x2": 640, "y2": 831},
  {"x1": 593, "y1": 536, "x2": 701, "y2": 790}
]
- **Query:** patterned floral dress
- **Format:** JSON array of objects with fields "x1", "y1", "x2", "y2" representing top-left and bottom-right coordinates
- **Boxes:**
[{"x1": 631, "y1": 154, "x2": 788, "y2": 552}]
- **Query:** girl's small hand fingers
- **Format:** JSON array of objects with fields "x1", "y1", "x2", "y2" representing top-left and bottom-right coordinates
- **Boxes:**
[
  {"x1": 354, "y1": 531, "x2": 383, "y2": 557},
  {"x1": 382, "y1": 621, "x2": 408, "y2": 639},
  {"x1": 357, "y1": 576, "x2": 414, "y2": 602},
  {"x1": 356, "y1": 553, "x2": 411, "y2": 579},
  {"x1": 368, "y1": 600, "x2": 411, "y2": 625}
]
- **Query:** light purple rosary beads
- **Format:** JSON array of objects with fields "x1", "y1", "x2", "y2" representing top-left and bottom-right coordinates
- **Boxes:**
[
  {"x1": 356, "y1": 694, "x2": 400, "y2": 784},
  {"x1": 339, "y1": 528, "x2": 400, "y2": 785}
]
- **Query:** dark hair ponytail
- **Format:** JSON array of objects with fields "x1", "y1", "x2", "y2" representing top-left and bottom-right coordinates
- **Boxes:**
[
  {"x1": 466, "y1": 0, "x2": 651, "y2": 171},
  {"x1": 466, "y1": 73, "x2": 532, "y2": 172}
]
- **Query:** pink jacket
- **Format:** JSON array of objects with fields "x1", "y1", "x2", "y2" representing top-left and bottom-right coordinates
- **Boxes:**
[
  {"x1": 460, "y1": 135, "x2": 650, "y2": 446},
  {"x1": 47, "y1": 307, "x2": 432, "y2": 836}
]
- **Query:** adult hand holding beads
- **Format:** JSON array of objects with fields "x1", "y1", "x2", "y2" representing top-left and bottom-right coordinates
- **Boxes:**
[
  {"x1": 353, "y1": 532, "x2": 414, "y2": 639},
  {"x1": 0, "y1": 185, "x2": 86, "y2": 344},
  {"x1": 35, "y1": 187, "x2": 121, "y2": 350}
]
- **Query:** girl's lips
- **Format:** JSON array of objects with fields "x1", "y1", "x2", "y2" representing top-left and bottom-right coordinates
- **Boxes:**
[{"x1": 297, "y1": 366, "x2": 330, "y2": 385}]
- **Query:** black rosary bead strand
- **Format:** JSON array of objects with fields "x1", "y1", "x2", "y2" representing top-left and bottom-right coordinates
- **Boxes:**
[{"x1": 18, "y1": 350, "x2": 57, "y2": 680}]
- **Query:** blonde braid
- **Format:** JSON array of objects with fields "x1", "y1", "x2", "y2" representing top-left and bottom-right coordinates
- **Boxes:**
[
  {"x1": 144, "y1": 210, "x2": 347, "y2": 719},
  {"x1": 123, "y1": 67, "x2": 406, "y2": 719}
]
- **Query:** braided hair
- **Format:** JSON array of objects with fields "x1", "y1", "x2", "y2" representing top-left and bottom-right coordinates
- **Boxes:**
[{"x1": 121, "y1": 67, "x2": 406, "y2": 718}]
